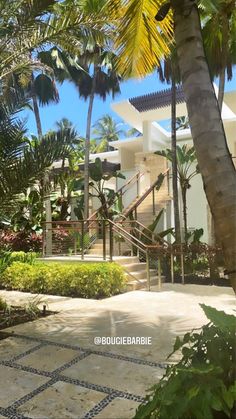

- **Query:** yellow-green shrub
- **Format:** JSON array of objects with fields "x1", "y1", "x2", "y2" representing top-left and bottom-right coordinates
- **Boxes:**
[{"x1": 2, "y1": 262, "x2": 125, "y2": 298}]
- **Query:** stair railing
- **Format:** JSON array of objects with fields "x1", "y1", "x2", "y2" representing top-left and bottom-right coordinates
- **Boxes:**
[
  {"x1": 87, "y1": 171, "x2": 146, "y2": 224},
  {"x1": 122, "y1": 168, "x2": 169, "y2": 219}
]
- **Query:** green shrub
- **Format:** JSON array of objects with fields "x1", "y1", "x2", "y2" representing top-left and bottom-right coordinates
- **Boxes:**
[
  {"x1": 135, "y1": 304, "x2": 236, "y2": 419},
  {"x1": 10, "y1": 251, "x2": 37, "y2": 264},
  {"x1": 2, "y1": 262, "x2": 125, "y2": 298},
  {"x1": 0, "y1": 251, "x2": 37, "y2": 276}
]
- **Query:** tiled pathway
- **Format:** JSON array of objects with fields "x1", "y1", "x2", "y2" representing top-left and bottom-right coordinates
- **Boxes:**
[
  {"x1": 0, "y1": 284, "x2": 234, "y2": 418},
  {"x1": 0, "y1": 333, "x2": 165, "y2": 418}
]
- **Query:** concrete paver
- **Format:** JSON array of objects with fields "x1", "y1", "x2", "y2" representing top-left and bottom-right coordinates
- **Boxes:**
[
  {"x1": 62, "y1": 354, "x2": 163, "y2": 396},
  {"x1": 0, "y1": 365, "x2": 48, "y2": 408},
  {"x1": 17, "y1": 381, "x2": 105, "y2": 418},
  {"x1": 0, "y1": 284, "x2": 234, "y2": 418},
  {"x1": 95, "y1": 398, "x2": 140, "y2": 419},
  {"x1": 18, "y1": 345, "x2": 80, "y2": 372}
]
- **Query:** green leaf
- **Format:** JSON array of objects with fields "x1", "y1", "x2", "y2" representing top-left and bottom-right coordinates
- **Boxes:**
[{"x1": 200, "y1": 304, "x2": 236, "y2": 333}]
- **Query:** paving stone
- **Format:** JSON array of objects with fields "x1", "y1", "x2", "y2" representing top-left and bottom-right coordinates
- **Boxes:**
[
  {"x1": 0, "y1": 365, "x2": 48, "y2": 408},
  {"x1": 95, "y1": 397, "x2": 140, "y2": 418},
  {"x1": 17, "y1": 381, "x2": 105, "y2": 418},
  {"x1": 62, "y1": 354, "x2": 163, "y2": 396},
  {"x1": 18, "y1": 344, "x2": 80, "y2": 372},
  {"x1": 0, "y1": 337, "x2": 37, "y2": 361}
]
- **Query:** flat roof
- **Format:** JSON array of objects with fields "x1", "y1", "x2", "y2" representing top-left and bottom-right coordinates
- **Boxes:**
[{"x1": 129, "y1": 86, "x2": 185, "y2": 112}]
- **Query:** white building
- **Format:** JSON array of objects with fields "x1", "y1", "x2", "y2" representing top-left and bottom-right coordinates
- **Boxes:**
[{"x1": 89, "y1": 85, "x2": 236, "y2": 244}]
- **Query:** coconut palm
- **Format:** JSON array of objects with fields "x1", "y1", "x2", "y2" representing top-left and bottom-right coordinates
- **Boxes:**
[
  {"x1": 157, "y1": 51, "x2": 182, "y2": 243},
  {"x1": 110, "y1": 0, "x2": 236, "y2": 291},
  {"x1": 92, "y1": 115, "x2": 125, "y2": 152},
  {"x1": 0, "y1": 0, "x2": 110, "y2": 81},
  {"x1": 39, "y1": 44, "x2": 121, "y2": 219},
  {"x1": 201, "y1": 0, "x2": 236, "y2": 111}
]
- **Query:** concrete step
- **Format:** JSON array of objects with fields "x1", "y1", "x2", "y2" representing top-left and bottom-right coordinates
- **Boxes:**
[
  {"x1": 126, "y1": 276, "x2": 164, "y2": 291},
  {"x1": 114, "y1": 256, "x2": 139, "y2": 264},
  {"x1": 124, "y1": 269, "x2": 156, "y2": 280},
  {"x1": 121, "y1": 262, "x2": 147, "y2": 272}
]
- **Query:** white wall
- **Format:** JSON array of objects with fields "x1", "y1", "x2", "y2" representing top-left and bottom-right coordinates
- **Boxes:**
[{"x1": 186, "y1": 174, "x2": 208, "y2": 243}]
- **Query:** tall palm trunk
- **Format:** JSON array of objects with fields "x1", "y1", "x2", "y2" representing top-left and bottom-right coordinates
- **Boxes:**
[
  {"x1": 218, "y1": 14, "x2": 229, "y2": 112},
  {"x1": 181, "y1": 185, "x2": 188, "y2": 244},
  {"x1": 173, "y1": 0, "x2": 236, "y2": 292},
  {"x1": 84, "y1": 65, "x2": 97, "y2": 220},
  {"x1": 171, "y1": 74, "x2": 181, "y2": 243},
  {"x1": 31, "y1": 73, "x2": 52, "y2": 254},
  {"x1": 31, "y1": 73, "x2": 43, "y2": 138}
]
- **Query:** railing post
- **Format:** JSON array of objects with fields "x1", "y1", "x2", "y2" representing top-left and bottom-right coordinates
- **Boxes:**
[
  {"x1": 137, "y1": 173, "x2": 140, "y2": 197},
  {"x1": 152, "y1": 188, "x2": 155, "y2": 215},
  {"x1": 109, "y1": 222, "x2": 113, "y2": 261},
  {"x1": 181, "y1": 244, "x2": 185, "y2": 284},
  {"x1": 103, "y1": 220, "x2": 106, "y2": 261},
  {"x1": 146, "y1": 249, "x2": 151, "y2": 291},
  {"x1": 81, "y1": 220, "x2": 84, "y2": 260},
  {"x1": 158, "y1": 256, "x2": 162, "y2": 290},
  {"x1": 134, "y1": 208, "x2": 137, "y2": 221},
  {"x1": 73, "y1": 223, "x2": 77, "y2": 256},
  {"x1": 171, "y1": 247, "x2": 174, "y2": 283}
]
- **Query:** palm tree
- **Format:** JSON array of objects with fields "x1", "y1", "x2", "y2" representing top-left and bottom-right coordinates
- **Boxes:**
[
  {"x1": 0, "y1": 0, "x2": 110, "y2": 81},
  {"x1": 39, "y1": 45, "x2": 121, "y2": 219},
  {"x1": 158, "y1": 52, "x2": 182, "y2": 243},
  {"x1": 176, "y1": 116, "x2": 190, "y2": 131},
  {"x1": 0, "y1": 100, "x2": 71, "y2": 212},
  {"x1": 156, "y1": 145, "x2": 199, "y2": 242},
  {"x1": 201, "y1": 0, "x2": 236, "y2": 111},
  {"x1": 92, "y1": 115, "x2": 125, "y2": 152},
  {"x1": 110, "y1": 0, "x2": 236, "y2": 291}
]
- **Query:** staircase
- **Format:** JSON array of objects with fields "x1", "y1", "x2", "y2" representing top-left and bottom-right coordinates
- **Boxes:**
[{"x1": 44, "y1": 170, "x2": 170, "y2": 290}]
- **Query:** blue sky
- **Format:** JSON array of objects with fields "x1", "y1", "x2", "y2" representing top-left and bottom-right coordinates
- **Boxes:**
[{"x1": 22, "y1": 69, "x2": 236, "y2": 138}]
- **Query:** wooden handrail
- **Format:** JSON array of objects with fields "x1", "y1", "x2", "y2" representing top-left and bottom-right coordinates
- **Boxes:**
[{"x1": 122, "y1": 169, "x2": 169, "y2": 218}]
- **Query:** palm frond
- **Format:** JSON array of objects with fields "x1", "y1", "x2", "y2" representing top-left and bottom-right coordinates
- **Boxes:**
[{"x1": 108, "y1": 0, "x2": 173, "y2": 78}]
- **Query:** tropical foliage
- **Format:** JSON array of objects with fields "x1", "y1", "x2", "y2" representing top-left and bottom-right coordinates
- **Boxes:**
[
  {"x1": 156, "y1": 145, "x2": 199, "y2": 242},
  {"x1": 92, "y1": 114, "x2": 125, "y2": 152},
  {"x1": 135, "y1": 304, "x2": 236, "y2": 419},
  {"x1": 0, "y1": 100, "x2": 71, "y2": 212}
]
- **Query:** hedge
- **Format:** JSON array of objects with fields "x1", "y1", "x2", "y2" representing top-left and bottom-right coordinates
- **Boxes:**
[{"x1": 1, "y1": 262, "x2": 125, "y2": 299}]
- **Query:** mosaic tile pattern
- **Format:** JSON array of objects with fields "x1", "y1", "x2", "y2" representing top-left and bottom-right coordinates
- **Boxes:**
[{"x1": 0, "y1": 333, "x2": 167, "y2": 418}]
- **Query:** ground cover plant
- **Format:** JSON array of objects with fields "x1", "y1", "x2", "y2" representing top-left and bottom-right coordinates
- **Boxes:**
[
  {"x1": 1, "y1": 262, "x2": 125, "y2": 299},
  {"x1": 135, "y1": 304, "x2": 236, "y2": 419},
  {"x1": 0, "y1": 296, "x2": 51, "y2": 331}
]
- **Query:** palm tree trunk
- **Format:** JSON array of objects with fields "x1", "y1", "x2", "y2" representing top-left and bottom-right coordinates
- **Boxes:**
[
  {"x1": 218, "y1": 14, "x2": 229, "y2": 112},
  {"x1": 31, "y1": 73, "x2": 52, "y2": 255},
  {"x1": 31, "y1": 74, "x2": 43, "y2": 139},
  {"x1": 173, "y1": 1, "x2": 236, "y2": 292},
  {"x1": 171, "y1": 74, "x2": 181, "y2": 243},
  {"x1": 181, "y1": 186, "x2": 188, "y2": 244},
  {"x1": 84, "y1": 66, "x2": 97, "y2": 220}
]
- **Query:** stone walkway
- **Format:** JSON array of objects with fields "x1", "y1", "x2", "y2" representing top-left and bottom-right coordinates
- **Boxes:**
[{"x1": 0, "y1": 284, "x2": 235, "y2": 418}]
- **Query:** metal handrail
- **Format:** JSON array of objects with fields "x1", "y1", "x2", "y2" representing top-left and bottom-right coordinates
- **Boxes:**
[
  {"x1": 109, "y1": 220, "x2": 147, "y2": 250},
  {"x1": 120, "y1": 219, "x2": 169, "y2": 246},
  {"x1": 122, "y1": 169, "x2": 169, "y2": 218},
  {"x1": 87, "y1": 171, "x2": 145, "y2": 222}
]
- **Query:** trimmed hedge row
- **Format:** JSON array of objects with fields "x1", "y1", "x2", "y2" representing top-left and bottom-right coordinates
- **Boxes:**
[{"x1": 1, "y1": 262, "x2": 125, "y2": 299}]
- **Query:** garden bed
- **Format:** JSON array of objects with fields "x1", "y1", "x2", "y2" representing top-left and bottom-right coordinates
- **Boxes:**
[
  {"x1": 0, "y1": 301, "x2": 54, "y2": 332},
  {"x1": 165, "y1": 275, "x2": 230, "y2": 287}
]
